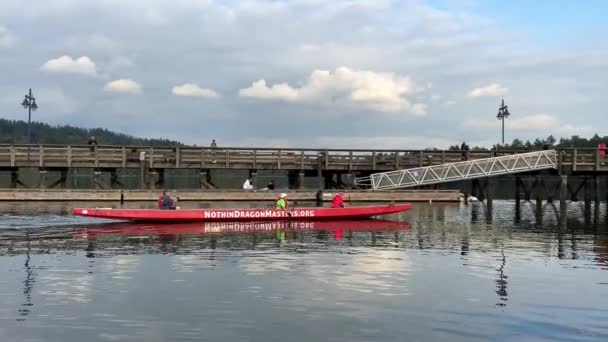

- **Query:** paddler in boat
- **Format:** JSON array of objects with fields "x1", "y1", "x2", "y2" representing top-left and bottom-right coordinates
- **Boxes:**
[
  {"x1": 331, "y1": 192, "x2": 346, "y2": 208},
  {"x1": 275, "y1": 193, "x2": 288, "y2": 210},
  {"x1": 158, "y1": 190, "x2": 178, "y2": 210}
]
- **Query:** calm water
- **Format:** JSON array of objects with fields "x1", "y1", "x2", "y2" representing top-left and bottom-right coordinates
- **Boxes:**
[{"x1": 1, "y1": 201, "x2": 607, "y2": 342}]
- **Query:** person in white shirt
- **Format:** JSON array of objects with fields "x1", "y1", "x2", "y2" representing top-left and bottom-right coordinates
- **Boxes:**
[{"x1": 243, "y1": 177, "x2": 254, "y2": 190}]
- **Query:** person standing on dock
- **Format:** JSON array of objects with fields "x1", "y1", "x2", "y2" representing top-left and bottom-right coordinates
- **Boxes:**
[
  {"x1": 88, "y1": 136, "x2": 98, "y2": 152},
  {"x1": 243, "y1": 177, "x2": 254, "y2": 191},
  {"x1": 275, "y1": 193, "x2": 288, "y2": 210}
]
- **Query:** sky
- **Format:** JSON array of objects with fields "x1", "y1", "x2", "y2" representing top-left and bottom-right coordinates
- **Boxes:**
[{"x1": 0, "y1": 0, "x2": 606, "y2": 149}]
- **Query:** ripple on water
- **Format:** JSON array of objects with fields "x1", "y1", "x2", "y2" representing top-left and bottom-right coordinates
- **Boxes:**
[{"x1": 0, "y1": 201, "x2": 608, "y2": 342}]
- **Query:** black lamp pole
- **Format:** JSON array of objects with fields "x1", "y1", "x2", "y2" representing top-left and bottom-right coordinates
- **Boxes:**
[
  {"x1": 496, "y1": 99, "x2": 510, "y2": 145},
  {"x1": 21, "y1": 88, "x2": 38, "y2": 144}
]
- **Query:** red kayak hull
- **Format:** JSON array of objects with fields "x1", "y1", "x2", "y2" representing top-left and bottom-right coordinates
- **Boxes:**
[
  {"x1": 73, "y1": 220, "x2": 412, "y2": 237},
  {"x1": 72, "y1": 203, "x2": 412, "y2": 222}
]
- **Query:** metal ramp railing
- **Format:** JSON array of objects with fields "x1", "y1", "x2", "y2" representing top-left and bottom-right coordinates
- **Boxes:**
[{"x1": 354, "y1": 150, "x2": 557, "y2": 190}]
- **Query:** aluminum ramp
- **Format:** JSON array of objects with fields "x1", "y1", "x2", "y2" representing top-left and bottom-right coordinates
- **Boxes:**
[{"x1": 354, "y1": 150, "x2": 557, "y2": 190}]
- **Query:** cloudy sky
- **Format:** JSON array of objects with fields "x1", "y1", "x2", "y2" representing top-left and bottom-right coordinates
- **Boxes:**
[{"x1": 0, "y1": 0, "x2": 606, "y2": 148}]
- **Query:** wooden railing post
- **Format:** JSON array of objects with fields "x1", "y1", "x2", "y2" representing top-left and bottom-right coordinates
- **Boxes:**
[
  {"x1": 418, "y1": 151, "x2": 423, "y2": 167},
  {"x1": 94, "y1": 146, "x2": 99, "y2": 168},
  {"x1": 277, "y1": 149, "x2": 282, "y2": 169},
  {"x1": 149, "y1": 147, "x2": 154, "y2": 169},
  {"x1": 10, "y1": 146, "x2": 15, "y2": 167},
  {"x1": 39, "y1": 145, "x2": 44, "y2": 167},
  {"x1": 200, "y1": 148, "x2": 206, "y2": 168},
  {"x1": 558, "y1": 149, "x2": 563, "y2": 175},
  {"x1": 372, "y1": 151, "x2": 376, "y2": 170},
  {"x1": 300, "y1": 151, "x2": 305, "y2": 170},
  {"x1": 225, "y1": 150, "x2": 230, "y2": 168},
  {"x1": 572, "y1": 149, "x2": 577, "y2": 172},
  {"x1": 349, "y1": 151, "x2": 353, "y2": 171},
  {"x1": 395, "y1": 151, "x2": 400, "y2": 169},
  {"x1": 440, "y1": 150, "x2": 445, "y2": 165},
  {"x1": 175, "y1": 147, "x2": 181, "y2": 168},
  {"x1": 121, "y1": 147, "x2": 127, "y2": 168},
  {"x1": 595, "y1": 148, "x2": 600, "y2": 171},
  {"x1": 67, "y1": 146, "x2": 72, "y2": 167},
  {"x1": 253, "y1": 149, "x2": 257, "y2": 169},
  {"x1": 324, "y1": 150, "x2": 329, "y2": 169}
]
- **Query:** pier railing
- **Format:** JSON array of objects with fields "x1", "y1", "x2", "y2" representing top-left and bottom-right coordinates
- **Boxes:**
[{"x1": 0, "y1": 144, "x2": 605, "y2": 172}]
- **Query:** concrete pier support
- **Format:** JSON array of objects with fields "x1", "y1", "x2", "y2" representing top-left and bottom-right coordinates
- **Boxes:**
[
  {"x1": 560, "y1": 175, "x2": 568, "y2": 227},
  {"x1": 93, "y1": 171, "x2": 104, "y2": 189},
  {"x1": 584, "y1": 177, "x2": 592, "y2": 223},
  {"x1": 594, "y1": 176, "x2": 601, "y2": 224},
  {"x1": 535, "y1": 177, "x2": 543, "y2": 225},
  {"x1": 298, "y1": 172, "x2": 305, "y2": 190},
  {"x1": 38, "y1": 169, "x2": 48, "y2": 189},
  {"x1": 514, "y1": 177, "x2": 521, "y2": 223},
  {"x1": 199, "y1": 170, "x2": 215, "y2": 189},
  {"x1": 148, "y1": 171, "x2": 160, "y2": 190},
  {"x1": 109, "y1": 169, "x2": 124, "y2": 189},
  {"x1": 486, "y1": 177, "x2": 493, "y2": 218}
]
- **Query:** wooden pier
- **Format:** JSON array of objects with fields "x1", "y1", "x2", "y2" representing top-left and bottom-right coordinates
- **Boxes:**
[
  {"x1": 0, "y1": 189, "x2": 462, "y2": 202},
  {"x1": 0, "y1": 145, "x2": 606, "y2": 210}
]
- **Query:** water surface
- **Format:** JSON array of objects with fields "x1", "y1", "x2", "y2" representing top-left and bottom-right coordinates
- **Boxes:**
[{"x1": 1, "y1": 201, "x2": 607, "y2": 342}]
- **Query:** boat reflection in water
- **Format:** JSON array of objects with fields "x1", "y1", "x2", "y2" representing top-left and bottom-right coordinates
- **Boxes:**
[{"x1": 73, "y1": 219, "x2": 412, "y2": 239}]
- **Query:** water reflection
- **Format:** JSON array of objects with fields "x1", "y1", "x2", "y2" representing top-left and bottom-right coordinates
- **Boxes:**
[
  {"x1": 1, "y1": 201, "x2": 608, "y2": 342},
  {"x1": 17, "y1": 231, "x2": 34, "y2": 321}
]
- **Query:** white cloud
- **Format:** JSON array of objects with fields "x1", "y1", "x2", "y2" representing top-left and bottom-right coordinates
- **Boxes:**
[
  {"x1": 239, "y1": 66, "x2": 426, "y2": 114},
  {"x1": 104, "y1": 79, "x2": 141, "y2": 94},
  {"x1": 0, "y1": 26, "x2": 15, "y2": 48},
  {"x1": 468, "y1": 83, "x2": 509, "y2": 98},
  {"x1": 172, "y1": 83, "x2": 220, "y2": 98},
  {"x1": 40, "y1": 56, "x2": 98, "y2": 76}
]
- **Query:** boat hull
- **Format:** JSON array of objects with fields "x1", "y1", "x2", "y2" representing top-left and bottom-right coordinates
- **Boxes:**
[{"x1": 72, "y1": 204, "x2": 412, "y2": 222}]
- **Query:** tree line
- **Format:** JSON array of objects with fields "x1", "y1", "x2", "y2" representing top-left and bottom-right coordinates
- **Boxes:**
[
  {"x1": 0, "y1": 119, "x2": 182, "y2": 146},
  {"x1": 448, "y1": 134, "x2": 608, "y2": 151}
]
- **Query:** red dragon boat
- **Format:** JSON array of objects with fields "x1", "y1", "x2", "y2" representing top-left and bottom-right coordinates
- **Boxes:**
[{"x1": 72, "y1": 203, "x2": 412, "y2": 222}]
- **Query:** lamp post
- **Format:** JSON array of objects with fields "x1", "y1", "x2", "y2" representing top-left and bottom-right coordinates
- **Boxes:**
[
  {"x1": 496, "y1": 99, "x2": 510, "y2": 145},
  {"x1": 21, "y1": 88, "x2": 38, "y2": 144}
]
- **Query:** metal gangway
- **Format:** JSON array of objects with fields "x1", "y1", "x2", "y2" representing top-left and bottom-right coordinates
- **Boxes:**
[{"x1": 354, "y1": 150, "x2": 558, "y2": 190}]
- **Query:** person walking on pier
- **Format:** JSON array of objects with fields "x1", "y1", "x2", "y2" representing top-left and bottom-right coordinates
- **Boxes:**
[{"x1": 460, "y1": 141, "x2": 470, "y2": 160}]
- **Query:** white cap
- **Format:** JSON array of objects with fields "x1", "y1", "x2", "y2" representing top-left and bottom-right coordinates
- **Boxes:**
[{"x1": 280, "y1": 193, "x2": 287, "y2": 198}]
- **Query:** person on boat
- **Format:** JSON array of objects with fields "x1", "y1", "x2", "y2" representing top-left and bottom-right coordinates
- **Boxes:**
[
  {"x1": 331, "y1": 192, "x2": 345, "y2": 208},
  {"x1": 243, "y1": 177, "x2": 254, "y2": 191},
  {"x1": 158, "y1": 190, "x2": 177, "y2": 210},
  {"x1": 275, "y1": 193, "x2": 288, "y2": 210}
]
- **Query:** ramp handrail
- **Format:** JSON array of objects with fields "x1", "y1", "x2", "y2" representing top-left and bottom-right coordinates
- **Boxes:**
[{"x1": 355, "y1": 150, "x2": 558, "y2": 190}]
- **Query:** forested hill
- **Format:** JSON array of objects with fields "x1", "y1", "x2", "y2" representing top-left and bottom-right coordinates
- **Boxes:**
[{"x1": 0, "y1": 119, "x2": 183, "y2": 146}]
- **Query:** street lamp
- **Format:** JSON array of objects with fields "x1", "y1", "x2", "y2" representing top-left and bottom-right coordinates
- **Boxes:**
[
  {"x1": 496, "y1": 99, "x2": 510, "y2": 145},
  {"x1": 21, "y1": 88, "x2": 38, "y2": 144}
]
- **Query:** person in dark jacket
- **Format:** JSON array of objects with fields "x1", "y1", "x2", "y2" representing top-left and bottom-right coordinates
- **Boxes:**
[
  {"x1": 158, "y1": 190, "x2": 177, "y2": 210},
  {"x1": 88, "y1": 136, "x2": 98, "y2": 152}
]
